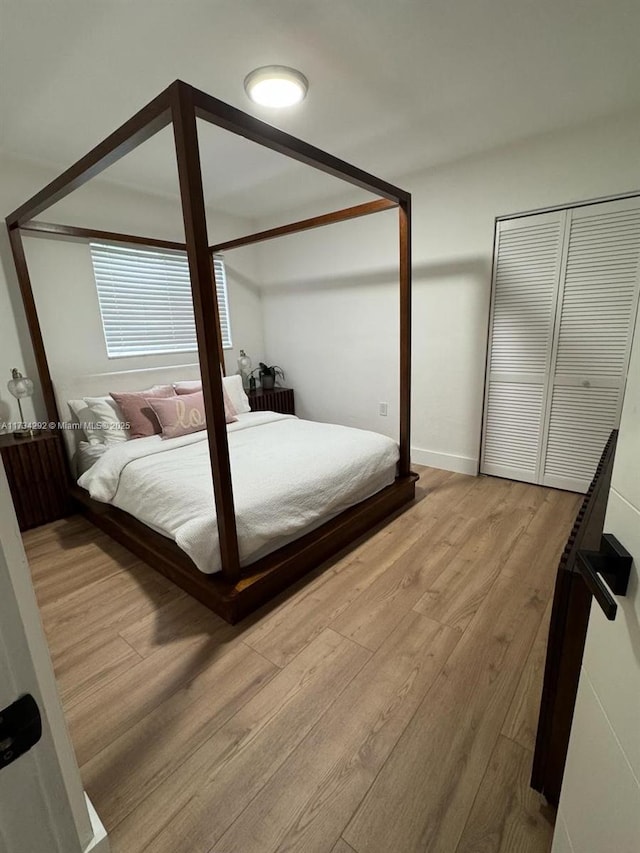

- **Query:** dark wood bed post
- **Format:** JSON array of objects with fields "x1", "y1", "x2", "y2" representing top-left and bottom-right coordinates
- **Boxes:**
[
  {"x1": 6, "y1": 227, "x2": 60, "y2": 428},
  {"x1": 208, "y1": 196, "x2": 412, "y2": 478},
  {"x1": 171, "y1": 82, "x2": 241, "y2": 581},
  {"x1": 6, "y1": 90, "x2": 172, "y2": 227},
  {"x1": 5, "y1": 87, "x2": 173, "y2": 485},
  {"x1": 399, "y1": 198, "x2": 412, "y2": 477},
  {"x1": 210, "y1": 197, "x2": 413, "y2": 477},
  {"x1": 19, "y1": 221, "x2": 187, "y2": 252},
  {"x1": 5, "y1": 79, "x2": 417, "y2": 622},
  {"x1": 209, "y1": 199, "x2": 398, "y2": 252}
]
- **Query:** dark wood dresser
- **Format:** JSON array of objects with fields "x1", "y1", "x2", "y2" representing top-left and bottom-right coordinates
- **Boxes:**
[
  {"x1": 531, "y1": 430, "x2": 617, "y2": 804},
  {"x1": 248, "y1": 386, "x2": 295, "y2": 416},
  {"x1": 0, "y1": 430, "x2": 71, "y2": 531}
]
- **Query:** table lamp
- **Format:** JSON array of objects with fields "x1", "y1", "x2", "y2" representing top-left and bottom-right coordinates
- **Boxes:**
[
  {"x1": 237, "y1": 349, "x2": 252, "y2": 390},
  {"x1": 7, "y1": 368, "x2": 34, "y2": 437}
]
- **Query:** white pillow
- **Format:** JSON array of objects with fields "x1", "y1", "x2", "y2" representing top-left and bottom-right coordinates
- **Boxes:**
[
  {"x1": 173, "y1": 380, "x2": 201, "y2": 394},
  {"x1": 67, "y1": 399, "x2": 93, "y2": 441},
  {"x1": 76, "y1": 440, "x2": 108, "y2": 475},
  {"x1": 68, "y1": 399, "x2": 87, "y2": 418},
  {"x1": 68, "y1": 399, "x2": 89, "y2": 424},
  {"x1": 175, "y1": 376, "x2": 251, "y2": 414},
  {"x1": 223, "y1": 374, "x2": 251, "y2": 414},
  {"x1": 82, "y1": 396, "x2": 129, "y2": 445}
]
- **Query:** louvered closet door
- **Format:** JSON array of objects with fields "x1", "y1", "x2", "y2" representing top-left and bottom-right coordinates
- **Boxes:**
[
  {"x1": 480, "y1": 212, "x2": 565, "y2": 483},
  {"x1": 541, "y1": 198, "x2": 640, "y2": 492}
]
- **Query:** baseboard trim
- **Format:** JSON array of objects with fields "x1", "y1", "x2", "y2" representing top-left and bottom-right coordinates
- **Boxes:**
[
  {"x1": 411, "y1": 447, "x2": 478, "y2": 476},
  {"x1": 84, "y1": 795, "x2": 109, "y2": 853}
]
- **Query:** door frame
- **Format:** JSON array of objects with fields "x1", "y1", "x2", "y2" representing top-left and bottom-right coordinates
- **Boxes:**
[{"x1": 0, "y1": 462, "x2": 109, "y2": 852}]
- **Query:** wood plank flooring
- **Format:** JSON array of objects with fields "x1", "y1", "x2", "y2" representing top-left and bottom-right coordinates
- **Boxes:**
[{"x1": 23, "y1": 468, "x2": 581, "y2": 853}]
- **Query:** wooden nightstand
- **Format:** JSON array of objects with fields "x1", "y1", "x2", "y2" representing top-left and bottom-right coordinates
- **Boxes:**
[
  {"x1": 0, "y1": 431, "x2": 71, "y2": 531},
  {"x1": 247, "y1": 386, "x2": 295, "y2": 416}
]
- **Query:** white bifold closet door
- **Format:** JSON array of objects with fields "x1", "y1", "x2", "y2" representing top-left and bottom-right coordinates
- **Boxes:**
[
  {"x1": 481, "y1": 211, "x2": 565, "y2": 485},
  {"x1": 481, "y1": 197, "x2": 640, "y2": 493}
]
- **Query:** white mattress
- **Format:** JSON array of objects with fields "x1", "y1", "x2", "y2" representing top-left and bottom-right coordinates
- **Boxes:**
[{"x1": 78, "y1": 412, "x2": 399, "y2": 574}]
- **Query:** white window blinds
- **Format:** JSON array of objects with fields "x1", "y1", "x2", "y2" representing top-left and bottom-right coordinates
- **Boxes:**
[
  {"x1": 212, "y1": 255, "x2": 232, "y2": 353},
  {"x1": 90, "y1": 242, "x2": 232, "y2": 358}
]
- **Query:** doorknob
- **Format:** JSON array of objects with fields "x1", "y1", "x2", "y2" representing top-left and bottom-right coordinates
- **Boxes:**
[
  {"x1": 577, "y1": 534, "x2": 632, "y2": 621},
  {"x1": 0, "y1": 694, "x2": 42, "y2": 769}
]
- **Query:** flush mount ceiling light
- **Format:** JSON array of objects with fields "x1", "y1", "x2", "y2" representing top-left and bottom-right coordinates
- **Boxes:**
[{"x1": 244, "y1": 65, "x2": 308, "y2": 108}]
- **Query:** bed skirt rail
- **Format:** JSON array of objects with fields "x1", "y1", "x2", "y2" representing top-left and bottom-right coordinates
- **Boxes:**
[{"x1": 69, "y1": 472, "x2": 419, "y2": 624}]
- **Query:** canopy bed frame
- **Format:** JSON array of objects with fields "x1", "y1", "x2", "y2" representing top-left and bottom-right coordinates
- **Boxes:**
[{"x1": 5, "y1": 80, "x2": 416, "y2": 623}]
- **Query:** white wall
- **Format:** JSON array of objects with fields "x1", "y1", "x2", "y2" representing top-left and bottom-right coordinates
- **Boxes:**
[
  {"x1": 259, "y1": 110, "x2": 640, "y2": 473},
  {"x1": 0, "y1": 154, "x2": 264, "y2": 425},
  {"x1": 551, "y1": 292, "x2": 640, "y2": 853},
  {"x1": 4, "y1": 110, "x2": 640, "y2": 461},
  {"x1": 257, "y1": 208, "x2": 401, "y2": 436}
]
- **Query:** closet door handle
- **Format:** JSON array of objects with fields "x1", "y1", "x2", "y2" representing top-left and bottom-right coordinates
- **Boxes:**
[{"x1": 576, "y1": 534, "x2": 632, "y2": 621}]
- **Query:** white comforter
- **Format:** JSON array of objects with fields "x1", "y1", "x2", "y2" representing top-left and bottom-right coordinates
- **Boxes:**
[{"x1": 78, "y1": 412, "x2": 399, "y2": 574}]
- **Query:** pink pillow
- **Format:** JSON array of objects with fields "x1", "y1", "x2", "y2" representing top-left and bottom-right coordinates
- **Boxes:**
[
  {"x1": 149, "y1": 390, "x2": 237, "y2": 440},
  {"x1": 174, "y1": 380, "x2": 238, "y2": 422},
  {"x1": 147, "y1": 392, "x2": 206, "y2": 439},
  {"x1": 110, "y1": 385, "x2": 176, "y2": 439}
]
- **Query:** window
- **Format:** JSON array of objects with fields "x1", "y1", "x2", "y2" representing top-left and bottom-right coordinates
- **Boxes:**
[{"x1": 90, "y1": 242, "x2": 232, "y2": 358}]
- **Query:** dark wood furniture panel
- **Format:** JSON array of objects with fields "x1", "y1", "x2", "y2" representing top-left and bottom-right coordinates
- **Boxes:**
[
  {"x1": 0, "y1": 431, "x2": 71, "y2": 531},
  {"x1": 531, "y1": 430, "x2": 617, "y2": 805},
  {"x1": 248, "y1": 387, "x2": 295, "y2": 416},
  {"x1": 6, "y1": 79, "x2": 415, "y2": 621},
  {"x1": 71, "y1": 472, "x2": 418, "y2": 624}
]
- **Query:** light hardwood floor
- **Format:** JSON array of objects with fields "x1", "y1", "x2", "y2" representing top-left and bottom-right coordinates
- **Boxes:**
[{"x1": 23, "y1": 468, "x2": 581, "y2": 853}]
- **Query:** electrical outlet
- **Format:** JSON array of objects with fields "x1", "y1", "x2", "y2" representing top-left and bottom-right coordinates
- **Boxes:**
[{"x1": 379, "y1": 402, "x2": 389, "y2": 417}]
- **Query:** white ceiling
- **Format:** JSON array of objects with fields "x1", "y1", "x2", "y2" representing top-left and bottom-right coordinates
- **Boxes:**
[{"x1": 1, "y1": 0, "x2": 639, "y2": 219}]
